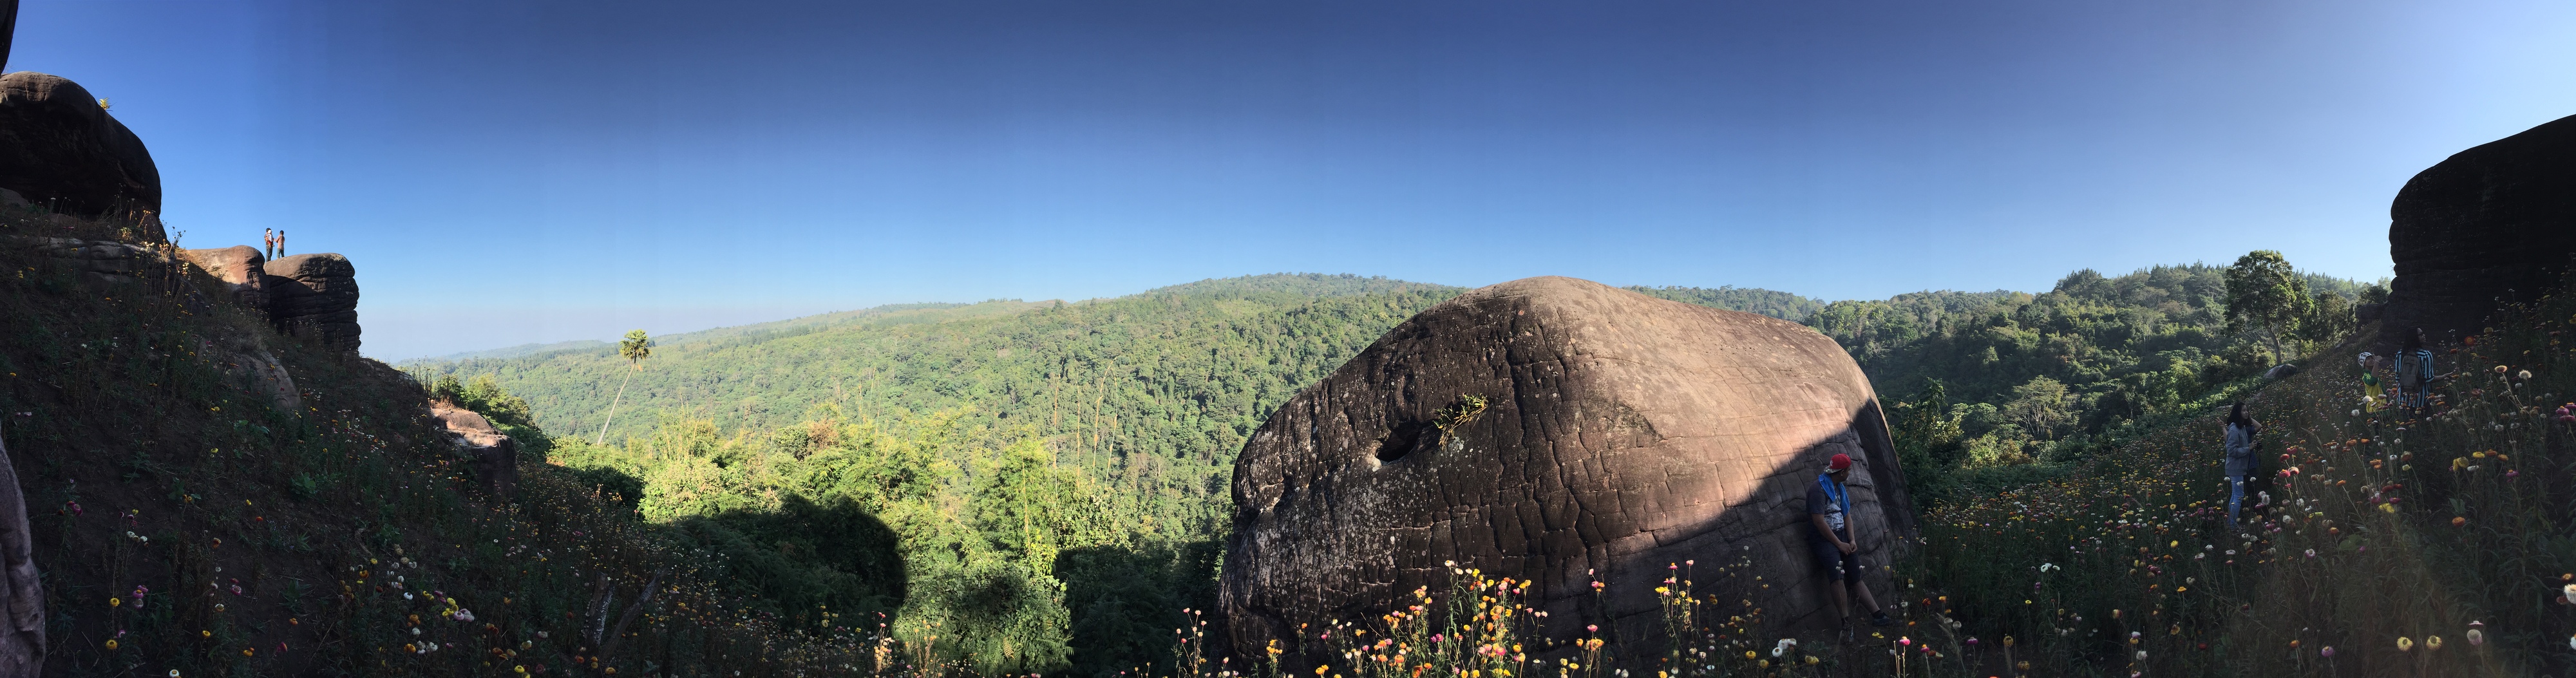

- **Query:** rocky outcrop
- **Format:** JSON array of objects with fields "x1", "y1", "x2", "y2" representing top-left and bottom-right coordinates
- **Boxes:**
[
  {"x1": 8, "y1": 235, "x2": 175, "y2": 284},
  {"x1": 0, "y1": 71, "x2": 160, "y2": 223},
  {"x1": 176, "y1": 247, "x2": 366, "y2": 354},
  {"x1": 1220, "y1": 277, "x2": 1910, "y2": 664},
  {"x1": 178, "y1": 245, "x2": 268, "y2": 308},
  {"x1": 197, "y1": 332, "x2": 301, "y2": 414},
  {"x1": 431, "y1": 404, "x2": 519, "y2": 499},
  {"x1": 263, "y1": 253, "x2": 361, "y2": 353},
  {"x1": 2381, "y1": 113, "x2": 2576, "y2": 351},
  {"x1": 0, "y1": 423, "x2": 45, "y2": 674}
]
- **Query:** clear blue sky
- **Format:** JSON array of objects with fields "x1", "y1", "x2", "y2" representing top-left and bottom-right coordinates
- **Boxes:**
[{"x1": 13, "y1": 0, "x2": 2575, "y2": 360}]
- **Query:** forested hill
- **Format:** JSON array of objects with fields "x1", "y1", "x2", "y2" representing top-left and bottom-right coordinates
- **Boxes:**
[
  {"x1": 411, "y1": 265, "x2": 2381, "y2": 507},
  {"x1": 410, "y1": 275, "x2": 1439, "y2": 464},
  {"x1": 1815, "y1": 263, "x2": 2379, "y2": 499},
  {"x1": 404, "y1": 274, "x2": 1827, "y2": 464},
  {"x1": 393, "y1": 265, "x2": 2387, "y2": 675},
  {"x1": 1625, "y1": 284, "x2": 1826, "y2": 320}
]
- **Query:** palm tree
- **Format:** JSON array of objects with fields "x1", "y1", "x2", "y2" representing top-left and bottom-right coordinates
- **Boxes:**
[{"x1": 594, "y1": 330, "x2": 652, "y2": 445}]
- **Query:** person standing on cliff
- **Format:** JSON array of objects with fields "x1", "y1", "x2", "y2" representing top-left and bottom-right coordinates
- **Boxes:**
[
  {"x1": 1808, "y1": 453, "x2": 1894, "y2": 637},
  {"x1": 276, "y1": 230, "x2": 285, "y2": 258},
  {"x1": 263, "y1": 228, "x2": 275, "y2": 258}
]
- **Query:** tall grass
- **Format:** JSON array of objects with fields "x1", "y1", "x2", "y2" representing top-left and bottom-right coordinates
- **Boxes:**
[{"x1": 1902, "y1": 276, "x2": 2576, "y2": 676}]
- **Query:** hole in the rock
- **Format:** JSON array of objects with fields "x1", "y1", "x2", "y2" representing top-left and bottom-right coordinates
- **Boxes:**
[{"x1": 1374, "y1": 421, "x2": 1434, "y2": 465}]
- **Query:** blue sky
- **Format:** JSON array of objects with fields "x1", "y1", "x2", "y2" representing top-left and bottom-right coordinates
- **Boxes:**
[{"x1": 12, "y1": 0, "x2": 2576, "y2": 360}]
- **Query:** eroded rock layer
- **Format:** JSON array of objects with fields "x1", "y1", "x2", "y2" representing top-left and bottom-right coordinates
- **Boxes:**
[
  {"x1": 179, "y1": 245, "x2": 267, "y2": 308},
  {"x1": 2382, "y1": 113, "x2": 2576, "y2": 350},
  {"x1": 1220, "y1": 276, "x2": 1911, "y2": 664},
  {"x1": 263, "y1": 252, "x2": 361, "y2": 353}
]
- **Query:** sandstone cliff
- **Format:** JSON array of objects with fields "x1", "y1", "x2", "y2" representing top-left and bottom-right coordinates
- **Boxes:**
[
  {"x1": 263, "y1": 252, "x2": 362, "y2": 353},
  {"x1": 2381, "y1": 113, "x2": 2576, "y2": 351},
  {"x1": 1220, "y1": 276, "x2": 1911, "y2": 664},
  {"x1": 178, "y1": 245, "x2": 268, "y2": 308}
]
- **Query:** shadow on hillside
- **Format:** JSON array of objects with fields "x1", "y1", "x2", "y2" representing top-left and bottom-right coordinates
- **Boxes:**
[
  {"x1": 1056, "y1": 539, "x2": 1223, "y2": 678},
  {"x1": 556, "y1": 464, "x2": 647, "y2": 509},
  {"x1": 667, "y1": 493, "x2": 909, "y2": 626}
]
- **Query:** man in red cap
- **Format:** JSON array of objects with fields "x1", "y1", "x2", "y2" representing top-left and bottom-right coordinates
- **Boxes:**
[{"x1": 1808, "y1": 452, "x2": 1894, "y2": 634}]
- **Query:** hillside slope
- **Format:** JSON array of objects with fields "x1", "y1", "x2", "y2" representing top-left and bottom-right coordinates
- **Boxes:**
[
  {"x1": 1905, "y1": 279, "x2": 2576, "y2": 675},
  {"x1": 2, "y1": 213, "x2": 870, "y2": 676}
]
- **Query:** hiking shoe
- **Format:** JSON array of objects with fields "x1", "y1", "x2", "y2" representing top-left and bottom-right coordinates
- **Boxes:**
[{"x1": 1870, "y1": 612, "x2": 1895, "y2": 627}]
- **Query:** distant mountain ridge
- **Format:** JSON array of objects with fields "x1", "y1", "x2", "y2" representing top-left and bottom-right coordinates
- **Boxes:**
[
  {"x1": 412, "y1": 274, "x2": 1831, "y2": 370},
  {"x1": 398, "y1": 300, "x2": 1053, "y2": 367},
  {"x1": 428, "y1": 339, "x2": 612, "y2": 361},
  {"x1": 1624, "y1": 284, "x2": 1826, "y2": 321}
]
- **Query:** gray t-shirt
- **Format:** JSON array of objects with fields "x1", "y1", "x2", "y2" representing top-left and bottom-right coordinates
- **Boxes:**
[{"x1": 2224, "y1": 422, "x2": 2258, "y2": 478}]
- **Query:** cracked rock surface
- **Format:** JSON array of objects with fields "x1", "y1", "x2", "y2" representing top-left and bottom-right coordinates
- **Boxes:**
[{"x1": 1219, "y1": 276, "x2": 1911, "y2": 664}]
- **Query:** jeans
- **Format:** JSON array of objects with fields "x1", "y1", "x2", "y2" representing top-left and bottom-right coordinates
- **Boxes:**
[{"x1": 2227, "y1": 478, "x2": 2244, "y2": 529}]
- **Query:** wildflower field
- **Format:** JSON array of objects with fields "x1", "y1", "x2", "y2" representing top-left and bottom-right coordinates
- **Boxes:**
[
  {"x1": 1213, "y1": 558, "x2": 1870, "y2": 678},
  {"x1": 1905, "y1": 281, "x2": 2576, "y2": 675}
]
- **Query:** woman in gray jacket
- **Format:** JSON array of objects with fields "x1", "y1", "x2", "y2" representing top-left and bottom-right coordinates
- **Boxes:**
[{"x1": 2223, "y1": 401, "x2": 2261, "y2": 529}]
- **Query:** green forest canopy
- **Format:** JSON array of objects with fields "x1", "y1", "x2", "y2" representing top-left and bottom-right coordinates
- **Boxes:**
[
  {"x1": 401, "y1": 273, "x2": 1837, "y2": 675},
  {"x1": 404, "y1": 263, "x2": 2374, "y2": 675}
]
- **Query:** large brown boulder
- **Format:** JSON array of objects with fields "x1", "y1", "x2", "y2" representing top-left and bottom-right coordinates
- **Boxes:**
[
  {"x1": 1220, "y1": 277, "x2": 1911, "y2": 664},
  {"x1": 0, "y1": 72, "x2": 160, "y2": 221},
  {"x1": 193, "y1": 332, "x2": 301, "y2": 415},
  {"x1": 178, "y1": 245, "x2": 268, "y2": 308},
  {"x1": 2381, "y1": 113, "x2": 2576, "y2": 350},
  {"x1": 431, "y1": 404, "x2": 520, "y2": 499},
  {"x1": 263, "y1": 253, "x2": 360, "y2": 352}
]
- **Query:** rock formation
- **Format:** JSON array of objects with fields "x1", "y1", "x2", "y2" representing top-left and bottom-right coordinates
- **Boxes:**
[
  {"x1": 196, "y1": 332, "x2": 301, "y2": 414},
  {"x1": 9, "y1": 235, "x2": 173, "y2": 285},
  {"x1": 2381, "y1": 113, "x2": 2576, "y2": 351},
  {"x1": 432, "y1": 404, "x2": 520, "y2": 498},
  {"x1": 0, "y1": 422, "x2": 44, "y2": 674},
  {"x1": 178, "y1": 245, "x2": 269, "y2": 308},
  {"x1": 0, "y1": 71, "x2": 160, "y2": 223},
  {"x1": 1220, "y1": 277, "x2": 1910, "y2": 664},
  {"x1": 263, "y1": 252, "x2": 361, "y2": 353}
]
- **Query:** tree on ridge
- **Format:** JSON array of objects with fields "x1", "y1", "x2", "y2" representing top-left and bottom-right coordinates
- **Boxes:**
[
  {"x1": 595, "y1": 329, "x2": 654, "y2": 445},
  {"x1": 2224, "y1": 250, "x2": 2312, "y2": 366}
]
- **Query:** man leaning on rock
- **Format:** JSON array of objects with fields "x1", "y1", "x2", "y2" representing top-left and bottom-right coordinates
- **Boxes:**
[{"x1": 1808, "y1": 453, "x2": 1893, "y2": 637}]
